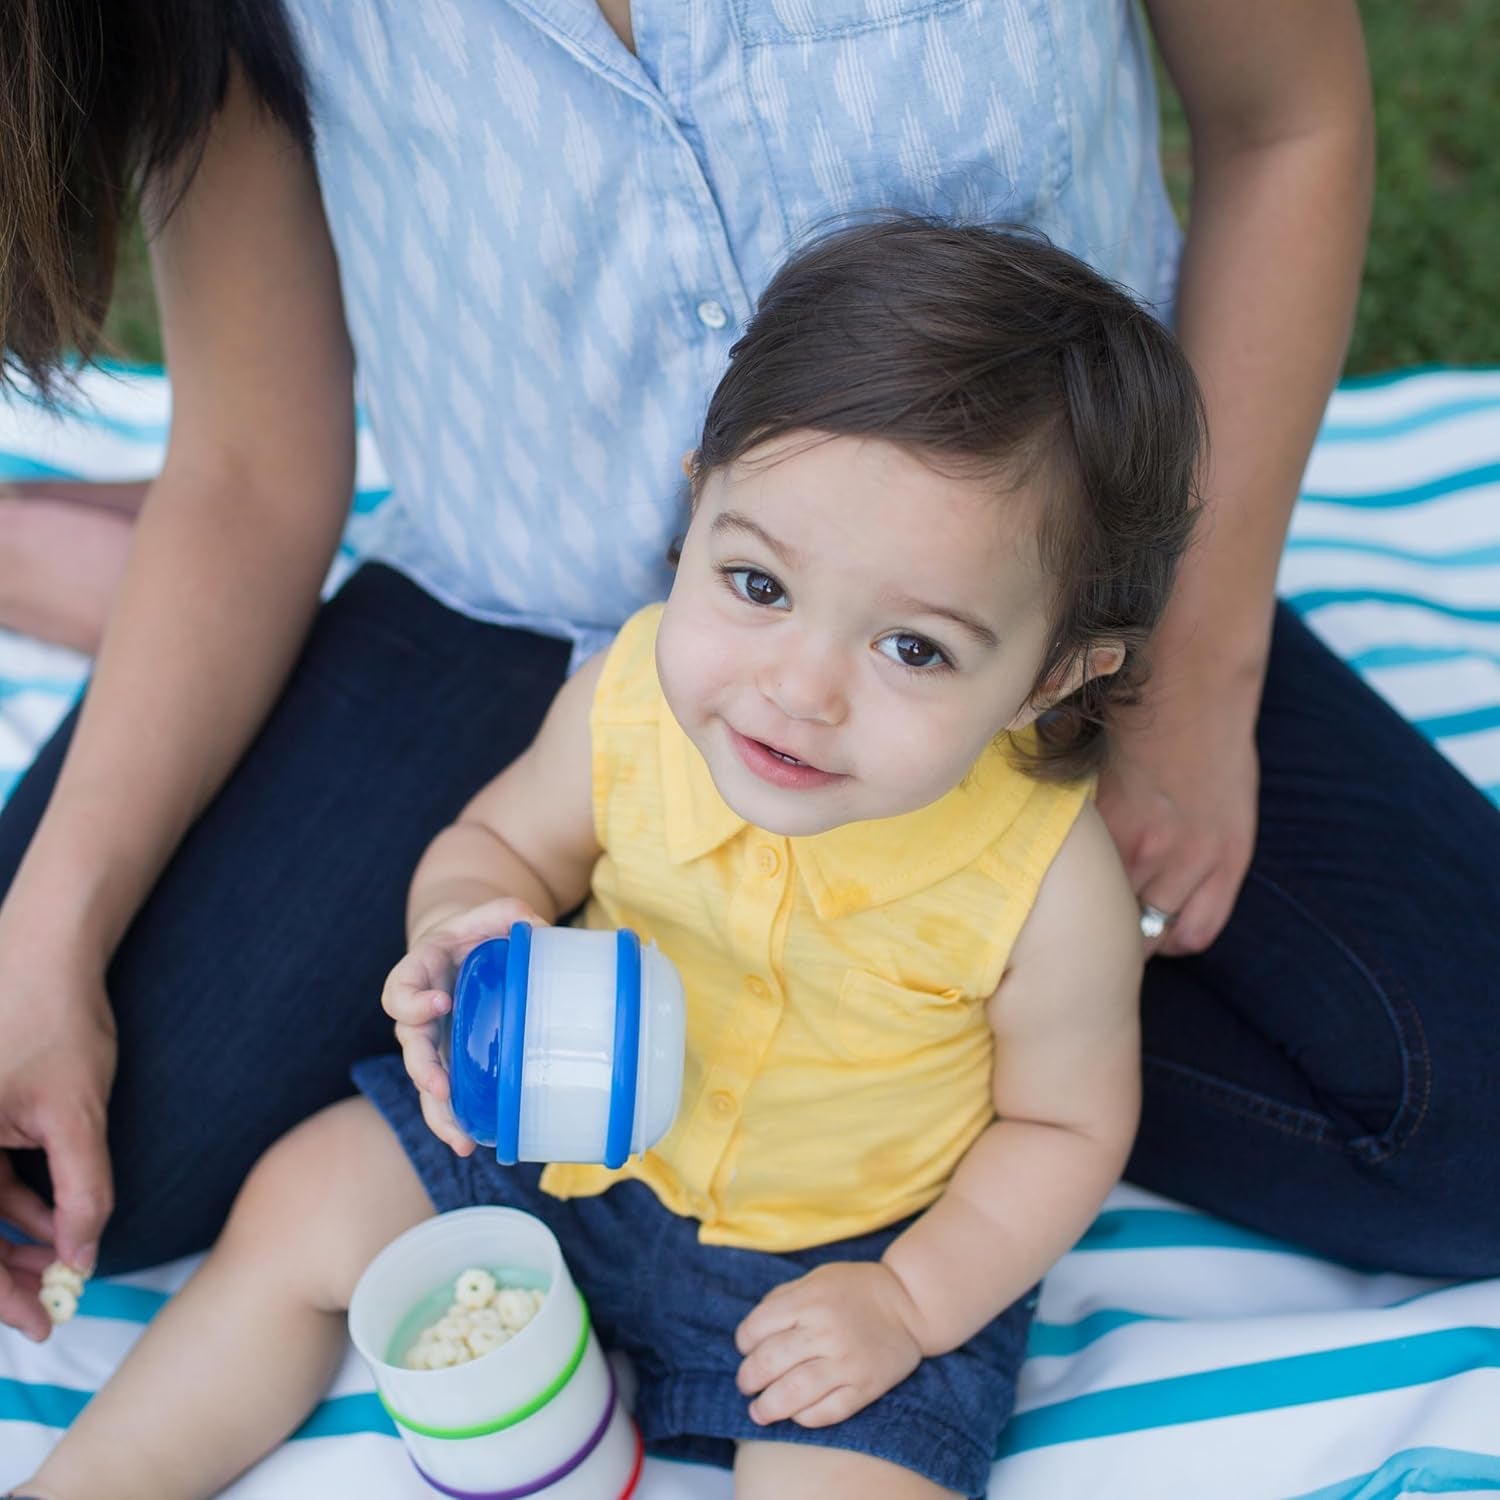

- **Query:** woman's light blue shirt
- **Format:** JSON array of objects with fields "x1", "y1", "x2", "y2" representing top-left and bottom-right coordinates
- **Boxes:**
[{"x1": 286, "y1": 0, "x2": 1181, "y2": 663}]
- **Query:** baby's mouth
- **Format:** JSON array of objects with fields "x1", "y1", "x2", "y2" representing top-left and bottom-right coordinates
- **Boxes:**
[
  {"x1": 729, "y1": 727, "x2": 846, "y2": 787},
  {"x1": 763, "y1": 744, "x2": 808, "y2": 768}
]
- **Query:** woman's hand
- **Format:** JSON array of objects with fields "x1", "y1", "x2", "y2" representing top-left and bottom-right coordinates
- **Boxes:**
[
  {"x1": 381, "y1": 898, "x2": 548, "y2": 1155},
  {"x1": 0, "y1": 936, "x2": 117, "y2": 1339},
  {"x1": 0, "y1": 1164, "x2": 59, "y2": 1341},
  {"x1": 1095, "y1": 676, "x2": 1261, "y2": 957}
]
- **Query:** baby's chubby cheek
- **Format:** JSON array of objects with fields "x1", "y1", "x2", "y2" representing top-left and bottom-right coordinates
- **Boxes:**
[{"x1": 653, "y1": 598, "x2": 723, "y2": 732}]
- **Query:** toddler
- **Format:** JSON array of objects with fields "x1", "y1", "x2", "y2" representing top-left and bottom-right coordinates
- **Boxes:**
[{"x1": 14, "y1": 217, "x2": 1202, "y2": 1500}]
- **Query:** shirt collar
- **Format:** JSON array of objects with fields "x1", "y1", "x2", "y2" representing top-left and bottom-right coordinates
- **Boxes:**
[
  {"x1": 657, "y1": 709, "x2": 1038, "y2": 920},
  {"x1": 659, "y1": 709, "x2": 748, "y2": 865}
]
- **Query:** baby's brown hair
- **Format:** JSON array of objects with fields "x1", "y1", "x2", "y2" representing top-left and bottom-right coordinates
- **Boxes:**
[{"x1": 693, "y1": 215, "x2": 1205, "y2": 780}]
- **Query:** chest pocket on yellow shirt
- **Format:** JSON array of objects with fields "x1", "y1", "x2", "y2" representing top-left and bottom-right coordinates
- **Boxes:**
[{"x1": 835, "y1": 970, "x2": 979, "y2": 1061}]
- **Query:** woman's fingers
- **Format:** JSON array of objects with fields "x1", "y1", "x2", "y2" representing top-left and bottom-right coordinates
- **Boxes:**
[
  {"x1": 40, "y1": 1105, "x2": 112, "y2": 1274},
  {"x1": 0, "y1": 1245, "x2": 52, "y2": 1342},
  {"x1": 1156, "y1": 863, "x2": 1242, "y2": 957},
  {"x1": 1136, "y1": 827, "x2": 1250, "y2": 956},
  {"x1": 0, "y1": 1157, "x2": 55, "y2": 1245}
]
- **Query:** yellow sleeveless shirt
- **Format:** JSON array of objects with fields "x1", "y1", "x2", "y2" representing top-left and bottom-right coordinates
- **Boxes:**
[{"x1": 541, "y1": 605, "x2": 1091, "y2": 1251}]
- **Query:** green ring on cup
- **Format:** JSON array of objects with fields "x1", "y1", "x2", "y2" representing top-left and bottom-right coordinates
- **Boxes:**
[{"x1": 381, "y1": 1289, "x2": 592, "y2": 1441}]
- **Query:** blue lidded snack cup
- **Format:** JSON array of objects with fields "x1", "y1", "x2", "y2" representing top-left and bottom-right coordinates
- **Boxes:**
[{"x1": 447, "y1": 924, "x2": 685, "y2": 1169}]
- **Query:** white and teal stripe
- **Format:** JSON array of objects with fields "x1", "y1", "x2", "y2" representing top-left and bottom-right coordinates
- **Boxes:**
[
  {"x1": 1280, "y1": 367, "x2": 1500, "y2": 805},
  {"x1": 2, "y1": 366, "x2": 1500, "y2": 1497}
]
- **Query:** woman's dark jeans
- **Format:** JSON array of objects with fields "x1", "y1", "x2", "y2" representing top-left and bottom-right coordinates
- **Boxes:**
[
  {"x1": 2, "y1": 568, "x2": 1498, "y2": 1277},
  {"x1": 0, "y1": 566, "x2": 570, "y2": 1273},
  {"x1": 1129, "y1": 602, "x2": 1500, "y2": 1276}
]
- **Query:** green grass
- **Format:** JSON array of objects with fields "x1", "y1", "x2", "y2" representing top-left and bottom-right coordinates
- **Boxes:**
[
  {"x1": 1156, "y1": 0, "x2": 1499, "y2": 373},
  {"x1": 1350, "y1": 0, "x2": 1500, "y2": 369},
  {"x1": 102, "y1": 211, "x2": 162, "y2": 368},
  {"x1": 105, "y1": 0, "x2": 1498, "y2": 374}
]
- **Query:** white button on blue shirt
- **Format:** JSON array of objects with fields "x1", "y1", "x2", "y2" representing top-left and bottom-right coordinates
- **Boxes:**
[{"x1": 285, "y1": 0, "x2": 1181, "y2": 664}]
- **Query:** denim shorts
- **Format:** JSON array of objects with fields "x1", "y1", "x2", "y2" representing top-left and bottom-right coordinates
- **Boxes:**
[{"x1": 354, "y1": 1055, "x2": 1033, "y2": 1498}]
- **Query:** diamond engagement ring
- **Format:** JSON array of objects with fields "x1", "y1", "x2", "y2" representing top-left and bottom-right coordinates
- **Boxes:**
[{"x1": 1138, "y1": 903, "x2": 1176, "y2": 941}]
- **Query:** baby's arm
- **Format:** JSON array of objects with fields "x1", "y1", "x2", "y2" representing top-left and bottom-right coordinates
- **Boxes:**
[
  {"x1": 382, "y1": 651, "x2": 605, "y2": 1151},
  {"x1": 736, "y1": 802, "x2": 1141, "y2": 1426},
  {"x1": 405, "y1": 649, "x2": 605, "y2": 937},
  {"x1": 880, "y1": 801, "x2": 1142, "y2": 1347}
]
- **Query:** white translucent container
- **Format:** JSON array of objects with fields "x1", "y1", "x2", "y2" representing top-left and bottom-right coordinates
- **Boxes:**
[
  {"x1": 348, "y1": 1207, "x2": 640, "y2": 1498},
  {"x1": 448, "y1": 925, "x2": 685, "y2": 1167}
]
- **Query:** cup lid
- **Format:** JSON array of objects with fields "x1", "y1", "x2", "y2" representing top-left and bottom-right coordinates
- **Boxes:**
[{"x1": 449, "y1": 930, "x2": 530, "y2": 1150}]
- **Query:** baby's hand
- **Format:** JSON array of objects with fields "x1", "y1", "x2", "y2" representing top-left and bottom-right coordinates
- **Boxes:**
[
  {"x1": 381, "y1": 897, "x2": 547, "y2": 1155},
  {"x1": 734, "y1": 1262, "x2": 924, "y2": 1429}
]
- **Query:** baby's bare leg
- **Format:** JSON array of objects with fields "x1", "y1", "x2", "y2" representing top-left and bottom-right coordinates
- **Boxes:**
[
  {"x1": 22, "y1": 1097, "x2": 431, "y2": 1500},
  {"x1": 734, "y1": 1441, "x2": 959, "y2": 1500}
]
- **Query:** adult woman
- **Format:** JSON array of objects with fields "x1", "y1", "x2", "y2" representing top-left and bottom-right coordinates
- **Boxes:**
[{"x1": 3, "y1": 1, "x2": 1491, "y2": 1353}]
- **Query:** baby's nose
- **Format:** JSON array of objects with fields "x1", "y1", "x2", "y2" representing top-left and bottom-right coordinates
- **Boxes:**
[{"x1": 760, "y1": 643, "x2": 848, "y2": 725}]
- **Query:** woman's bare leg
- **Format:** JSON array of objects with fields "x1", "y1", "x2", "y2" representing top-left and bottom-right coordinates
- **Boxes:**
[
  {"x1": 0, "y1": 479, "x2": 152, "y2": 518},
  {"x1": 0, "y1": 485, "x2": 143, "y2": 651},
  {"x1": 20, "y1": 1097, "x2": 431, "y2": 1500}
]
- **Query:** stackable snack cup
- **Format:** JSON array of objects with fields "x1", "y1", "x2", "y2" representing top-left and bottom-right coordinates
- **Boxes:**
[
  {"x1": 349, "y1": 1207, "x2": 642, "y2": 1499},
  {"x1": 448, "y1": 924, "x2": 686, "y2": 1168}
]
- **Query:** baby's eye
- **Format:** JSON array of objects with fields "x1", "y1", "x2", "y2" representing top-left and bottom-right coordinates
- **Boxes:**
[
  {"x1": 724, "y1": 567, "x2": 789, "y2": 609},
  {"x1": 877, "y1": 633, "x2": 950, "y2": 671}
]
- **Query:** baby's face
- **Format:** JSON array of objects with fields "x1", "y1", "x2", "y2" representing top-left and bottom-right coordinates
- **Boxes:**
[{"x1": 656, "y1": 431, "x2": 1060, "y2": 837}]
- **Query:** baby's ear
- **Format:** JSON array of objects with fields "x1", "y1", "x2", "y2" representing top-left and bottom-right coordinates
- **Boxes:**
[
  {"x1": 680, "y1": 449, "x2": 699, "y2": 480},
  {"x1": 1006, "y1": 641, "x2": 1126, "y2": 731}
]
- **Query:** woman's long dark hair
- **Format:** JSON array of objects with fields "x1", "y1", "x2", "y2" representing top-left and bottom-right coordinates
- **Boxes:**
[{"x1": 0, "y1": 0, "x2": 310, "y2": 397}]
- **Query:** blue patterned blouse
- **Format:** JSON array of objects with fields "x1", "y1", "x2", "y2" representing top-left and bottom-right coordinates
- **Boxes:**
[{"x1": 285, "y1": 0, "x2": 1181, "y2": 662}]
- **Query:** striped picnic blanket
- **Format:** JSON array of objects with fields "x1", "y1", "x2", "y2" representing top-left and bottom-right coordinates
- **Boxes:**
[{"x1": 2, "y1": 366, "x2": 1498, "y2": 1498}]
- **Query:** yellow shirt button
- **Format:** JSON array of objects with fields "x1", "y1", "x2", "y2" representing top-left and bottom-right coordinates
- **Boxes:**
[
  {"x1": 709, "y1": 1090, "x2": 736, "y2": 1120},
  {"x1": 756, "y1": 845, "x2": 781, "y2": 876},
  {"x1": 745, "y1": 975, "x2": 770, "y2": 1001}
]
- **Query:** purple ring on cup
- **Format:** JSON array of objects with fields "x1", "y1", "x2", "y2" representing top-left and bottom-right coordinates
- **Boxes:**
[{"x1": 408, "y1": 1361, "x2": 624, "y2": 1500}]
